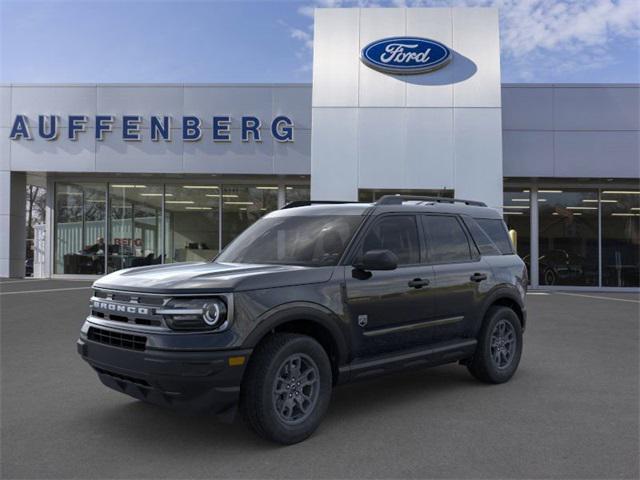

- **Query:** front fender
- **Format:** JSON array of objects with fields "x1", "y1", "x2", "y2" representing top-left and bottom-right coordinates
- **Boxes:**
[{"x1": 242, "y1": 301, "x2": 351, "y2": 366}]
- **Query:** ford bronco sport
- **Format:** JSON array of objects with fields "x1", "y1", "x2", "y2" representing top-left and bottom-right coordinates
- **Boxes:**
[{"x1": 78, "y1": 195, "x2": 527, "y2": 444}]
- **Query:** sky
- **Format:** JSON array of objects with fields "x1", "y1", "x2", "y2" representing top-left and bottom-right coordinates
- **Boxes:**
[{"x1": 1, "y1": 0, "x2": 639, "y2": 84}]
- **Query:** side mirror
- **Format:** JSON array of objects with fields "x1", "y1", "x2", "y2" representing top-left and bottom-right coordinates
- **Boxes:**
[{"x1": 354, "y1": 249, "x2": 398, "y2": 271}]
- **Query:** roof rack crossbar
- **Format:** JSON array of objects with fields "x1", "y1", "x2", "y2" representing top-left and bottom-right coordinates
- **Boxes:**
[
  {"x1": 282, "y1": 200, "x2": 358, "y2": 209},
  {"x1": 375, "y1": 195, "x2": 487, "y2": 207}
]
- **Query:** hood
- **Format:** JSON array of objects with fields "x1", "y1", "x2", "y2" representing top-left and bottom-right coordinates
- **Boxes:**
[{"x1": 93, "y1": 261, "x2": 335, "y2": 294}]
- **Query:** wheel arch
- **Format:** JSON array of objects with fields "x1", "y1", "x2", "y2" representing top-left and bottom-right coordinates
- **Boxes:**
[
  {"x1": 243, "y1": 302, "x2": 350, "y2": 383},
  {"x1": 480, "y1": 288, "x2": 526, "y2": 331}
]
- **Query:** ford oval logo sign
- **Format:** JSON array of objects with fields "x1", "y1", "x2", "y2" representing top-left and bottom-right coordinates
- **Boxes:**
[{"x1": 361, "y1": 37, "x2": 451, "y2": 75}]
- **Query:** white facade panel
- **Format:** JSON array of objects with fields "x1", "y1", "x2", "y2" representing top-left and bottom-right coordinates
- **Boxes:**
[
  {"x1": 357, "y1": 108, "x2": 406, "y2": 188},
  {"x1": 453, "y1": 108, "x2": 503, "y2": 209},
  {"x1": 404, "y1": 108, "x2": 454, "y2": 190},
  {"x1": 96, "y1": 86, "x2": 184, "y2": 129},
  {"x1": 452, "y1": 8, "x2": 501, "y2": 108},
  {"x1": 273, "y1": 87, "x2": 313, "y2": 130},
  {"x1": 183, "y1": 86, "x2": 273, "y2": 129},
  {"x1": 311, "y1": 108, "x2": 358, "y2": 200},
  {"x1": 95, "y1": 134, "x2": 184, "y2": 173},
  {"x1": 0, "y1": 128, "x2": 10, "y2": 171},
  {"x1": 502, "y1": 87, "x2": 553, "y2": 131},
  {"x1": 554, "y1": 131, "x2": 640, "y2": 178},
  {"x1": 10, "y1": 130, "x2": 96, "y2": 172},
  {"x1": 274, "y1": 130, "x2": 311, "y2": 175},
  {"x1": 405, "y1": 8, "x2": 454, "y2": 108},
  {"x1": 502, "y1": 131, "x2": 554, "y2": 177},
  {"x1": 11, "y1": 86, "x2": 97, "y2": 127},
  {"x1": 312, "y1": 9, "x2": 360, "y2": 107},
  {"x1": 358, "y1": 8, "x2": 406, "y2": 107},
  {"x1": 553, "y1": 86, "x2": 640, "y2": 131},
  {"x1": 183, "y1": 136, "x2": 274, "y2": 174}
]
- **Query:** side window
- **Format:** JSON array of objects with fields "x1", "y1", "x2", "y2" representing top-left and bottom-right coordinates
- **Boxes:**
[
  {"x1": 463, "y1": 217, "x2": 502, "y2": 256},
  {"x1": 360, "y1": 215, "x2": 420, "y2": 265},
  {"x1": 422, "y1": 215, "x2": 472, "y2": 263},
  {"x1": 475, "y1": 218, "x2": 514, "y2": 255}
]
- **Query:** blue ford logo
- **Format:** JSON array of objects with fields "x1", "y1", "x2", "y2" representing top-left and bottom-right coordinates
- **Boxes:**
[{"x1": 361, "y1": 36, "x2": 451, "y2": 75}]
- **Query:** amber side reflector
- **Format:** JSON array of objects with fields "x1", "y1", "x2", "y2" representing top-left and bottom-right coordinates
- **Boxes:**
[{"x1": 228, "y1": 356, "x2": 246, "y2": 367}]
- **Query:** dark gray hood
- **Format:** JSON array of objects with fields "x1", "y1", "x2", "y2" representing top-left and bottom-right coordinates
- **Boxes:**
[{"x1": 93, "y1": 261, "x2": 335, "y2": 294}]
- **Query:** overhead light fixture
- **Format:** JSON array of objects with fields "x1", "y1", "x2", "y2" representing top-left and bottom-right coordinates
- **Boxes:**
[
  {"x1": 612, "y1": 213, "x2": 640, "y2": 216},
  {"x1": 182, "y1": 185, "x2": 219, "y2": 189},
  {"x1": 582, "y1": 199, "x2": 617, "y2": 203},
  {"x1": 166, "y1": 200, "x2": 195, "y2": 204},
  {"x1": 539, "y1": 189, "x2": 562, "y2": 193},
  {"x1": 511, "y1": 198, "x2": 529, "y2": 202},
  {"x1": 631, "y1": 208, "x2": 640, "y2": 211},
  {"x1": 205, "y1": 194, "x2": 239, "y2": 198},
  {"x1": 522, "y1": 189, "x2": 530, "y2": 193},
  {"x1": 502, "y1": 206, "x2": 529, "y2": 209},
  {"x1": 111, "y1": 184, "x2": 147, "y2": 188},
  {"x1": 185, "y1": 206, "x2": 213, "y2": 210},
  {"x1": 256, "y1": 186, "x2": 278, "y2": 190},
  {"x1": 566, "y1": 206, "x2": 597, "y2": 210},
  {"x1": 502, "y1": 212, "x2": 523, "y2": 215},
  {"x1": 224, "y1": 201, "x2": 254, "y2": 205},
  {"x1": 140, "y1": 193, "x2": 173, "y2": 197},
  {"x1": 240, "y1": 208, "x2": 247, "y2": 211},
  {"x1": 602, "y1": 191, "x2": 640, "y2": 195}
]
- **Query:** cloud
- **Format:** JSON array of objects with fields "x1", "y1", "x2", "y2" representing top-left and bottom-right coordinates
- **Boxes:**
[{"x1": 287, "y1": 0, "x2": 640, "y2": 81}]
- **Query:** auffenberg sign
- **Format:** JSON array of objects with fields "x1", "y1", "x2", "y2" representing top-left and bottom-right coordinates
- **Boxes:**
[{"x1": 8, "y1": 114, "x2": 295, "y2": 142}]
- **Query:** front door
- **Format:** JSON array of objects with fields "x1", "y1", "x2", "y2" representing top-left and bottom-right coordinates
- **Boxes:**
[{"x1": 344, "y1": 214, "x2": 437, "y2": 357}]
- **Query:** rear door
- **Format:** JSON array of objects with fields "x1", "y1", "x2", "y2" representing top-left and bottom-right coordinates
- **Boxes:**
[
  {"x1": 344, "y1": 214, "x2": 437, "y2": 357},
  {"x1": 420, "y1": 214, "x2": 493, "y2": 341}
]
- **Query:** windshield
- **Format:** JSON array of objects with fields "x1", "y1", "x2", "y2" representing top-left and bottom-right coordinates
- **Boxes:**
[{"x1": 216, "y1": 215, "x2": 363, "y2": 266}]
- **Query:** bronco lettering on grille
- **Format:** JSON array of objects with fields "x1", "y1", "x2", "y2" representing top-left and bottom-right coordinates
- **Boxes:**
[{"x1": 91, "y1": 300, "x2": 149, "y2": 315}]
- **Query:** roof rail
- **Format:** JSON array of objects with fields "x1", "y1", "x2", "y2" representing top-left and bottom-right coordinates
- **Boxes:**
[
  {"x1": 281, "y1": 200, "x2": 359, "y2": 209},
  {"x1": 375, "y1": 195, "x2": 487, "y2": 207}
]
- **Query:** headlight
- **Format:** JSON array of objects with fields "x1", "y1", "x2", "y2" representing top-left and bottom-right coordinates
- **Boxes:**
[{"x1": 159, "y1": 298, "x2": 228, "y2": 331}]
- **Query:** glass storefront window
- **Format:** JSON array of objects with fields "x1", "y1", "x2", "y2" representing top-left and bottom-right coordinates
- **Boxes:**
[
  {"x1": 601, "y1": 190, "x2": 640, "y2": 287},
  {"x1": 285, "y1": 185, "x2": 310, "y2": 204},
  {"x1": 538, "y1": 189, "x2": 599, "y2": 286},
  {"x1": 108, "y1": 184, "x2": 162, "y2": 273},
  {"x1": 221, "y1": 185, "x2": 279, "y2": 248},
  {"x1": 503, "y1": 189, "x2": 531, "y2": 262},
  {"x1": 54, "y1": 183, "x2": 106, "y2": 274},
  {"x1": 164, "y1": 185, "x2": 220, "y2": 263},
  {"x1": 358, "y1": 189, "x2": 454, "y2": 202}
]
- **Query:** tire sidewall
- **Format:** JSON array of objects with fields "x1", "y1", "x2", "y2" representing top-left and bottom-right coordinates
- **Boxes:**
[
  {"x1": 259, "y1": 336, "x2": 332, "y2": 443},
  {"x1": 480, "y1": 307, "x2": 523, "y2": 383}
]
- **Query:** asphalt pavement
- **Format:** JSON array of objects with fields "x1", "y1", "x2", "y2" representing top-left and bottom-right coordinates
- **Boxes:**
[{"x1": 1, "y1": 280, "x2": 638, "y2": 479}]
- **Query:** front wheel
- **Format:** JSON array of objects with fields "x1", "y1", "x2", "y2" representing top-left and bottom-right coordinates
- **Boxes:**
[
  {"x1": 240, "y1": 333, "x2": 332, "y2": 444},
  {"x1": 467, "y1": 306, "x2": 523, "y2": 384}
]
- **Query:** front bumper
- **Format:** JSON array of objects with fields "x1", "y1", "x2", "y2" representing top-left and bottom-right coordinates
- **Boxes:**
[{"x1": 77, "y1": 326, "x2": 251, "y2": 415}]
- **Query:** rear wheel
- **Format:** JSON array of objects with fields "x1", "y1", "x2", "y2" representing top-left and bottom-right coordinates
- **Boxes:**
[
  {"x1": 240, "y1": 333, "x2": 332, "y2": 444},
  {"x1": 467, "y1": 306, "x2": 523, "y2": 384}
]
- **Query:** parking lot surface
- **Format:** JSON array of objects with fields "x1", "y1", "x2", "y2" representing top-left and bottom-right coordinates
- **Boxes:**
[{"x1": 1, "y1": 280, "x2": 638, "y2": 479}]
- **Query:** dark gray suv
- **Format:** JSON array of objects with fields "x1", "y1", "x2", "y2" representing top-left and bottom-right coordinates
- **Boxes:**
[{"x1": 78, "y1": 195, "x2": 527, "y2": 444}]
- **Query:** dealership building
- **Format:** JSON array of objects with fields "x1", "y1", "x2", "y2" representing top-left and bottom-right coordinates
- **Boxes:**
[{"x1": 1, "y1": 7, "x2": 638, "y2": 289}]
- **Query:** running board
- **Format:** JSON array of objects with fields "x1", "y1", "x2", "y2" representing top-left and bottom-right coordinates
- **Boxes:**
[{"x1": 338, "y1": 338, "x2": 477, "y2": 384}]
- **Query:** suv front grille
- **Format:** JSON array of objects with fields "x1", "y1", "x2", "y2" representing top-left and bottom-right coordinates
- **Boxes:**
[
  {"x1": 90, "y1": 289, "x2": 168, "y2": 329},
  {"x1": 88, "y1": 326, "x2": 146, "y2": 351}
]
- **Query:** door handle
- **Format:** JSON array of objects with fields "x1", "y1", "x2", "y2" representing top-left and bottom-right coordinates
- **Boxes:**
[
  {"x1": 470, "y1": 272, "x2": 488, "y2": 282},
  {"x1": 408, "y1": 278, "x2": 430, "y2": 289}
]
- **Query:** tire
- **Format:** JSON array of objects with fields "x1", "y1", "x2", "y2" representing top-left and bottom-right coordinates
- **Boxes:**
[
  {"x1": 467, "y1": 306, "x2": 523, "y2": 384},
  {"x1": 240, "y1": 333, "x2": 332, "y2": 444}
]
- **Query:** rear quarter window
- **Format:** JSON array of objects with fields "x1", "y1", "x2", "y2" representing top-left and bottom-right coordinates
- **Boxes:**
[{"x1": 473, "y1": 218, "x2": 514, "y2": 255}]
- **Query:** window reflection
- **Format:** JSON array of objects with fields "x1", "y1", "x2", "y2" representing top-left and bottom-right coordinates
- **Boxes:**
[
  {"x1": 107, "y1": 184, "x2": 162, "y2": 273},
  {"x1": 538, "y1": 189, "x2": 598, "y2": 286},
  {"x1": 285, "y1": 185, "x2": 310, "y2": 204},
  {"x1": 503, "y1": 189, "x2": 531, "y2": 262},
  {"x1": 54, "y1": 183, "x2": 106, "y2": 274},
  {"x1": 165, "y1": 185, "x2": 220, "y2": 263},
  {"x1": 601, "y1": 190, "x2": 640, "y2": 287}
]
